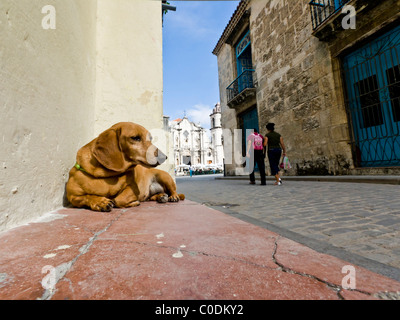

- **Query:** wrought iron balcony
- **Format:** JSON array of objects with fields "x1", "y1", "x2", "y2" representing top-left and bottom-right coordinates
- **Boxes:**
[
  {"x1": 309, "y1": 0, "x2": 351, "y2": 30},
  {"x1": 226, "y1": 69, "x2": 255, "y2": 107}
]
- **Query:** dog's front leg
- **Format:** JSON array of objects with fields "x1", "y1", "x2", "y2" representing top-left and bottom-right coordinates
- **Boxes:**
[
  {"x1": 114, "y1": 186, "x2": 140, "y2": 208},
  {"x1": 69, "y1": 194, "x2": 115, "y2": 212}
]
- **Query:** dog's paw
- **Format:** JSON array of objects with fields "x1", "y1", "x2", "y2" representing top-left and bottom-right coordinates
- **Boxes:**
[
  {"x1": 168, "y1": 194, "x2": 180, "y2": 202},
  {"x1": 90, "y1": 197, "x2": 114, "y2": 212},
  {"x1": 128, "y1": 200, "x2": 141, "y2": 207},
  {"x1": 157, "y1": 194, "x2": 168, "y2": 203}
]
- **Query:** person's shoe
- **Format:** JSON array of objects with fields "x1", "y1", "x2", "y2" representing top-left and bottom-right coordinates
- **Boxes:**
[{"x1": 249, "y1": 181, "x2": 255, "y2": 185}]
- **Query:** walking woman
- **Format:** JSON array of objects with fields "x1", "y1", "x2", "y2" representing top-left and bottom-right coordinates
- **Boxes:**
[
  {"x1": 246, "y1": 128, "x2": 266, "y2": 185},
  {"x1": 264, "y1": 123, "x2": 286, "y2": 185}
]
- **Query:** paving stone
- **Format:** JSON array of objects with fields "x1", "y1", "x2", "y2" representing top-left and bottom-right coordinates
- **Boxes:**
[
  {"x1": 375, "y1": 218, "x2": 400, "y2": 227},
  {"x1": 178, "y1": 175, "x2": 400, "y2": 271}
]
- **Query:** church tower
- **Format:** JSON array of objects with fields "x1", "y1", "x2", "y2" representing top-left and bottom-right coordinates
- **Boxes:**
[{"x1": 210, "y1": 103, "x2": 224, "y2": 165}]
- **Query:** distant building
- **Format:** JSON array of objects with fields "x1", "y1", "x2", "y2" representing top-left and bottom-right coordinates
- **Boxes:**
[
  {"x1": 169, "y1": 116, "x2": 212, "y2": 167},
  {"x1": 210, "y1": 103, "x2": 224, "y2": 166},
  {"x1": 166, "y1": 103, "x2": 224, "y2": 168}
]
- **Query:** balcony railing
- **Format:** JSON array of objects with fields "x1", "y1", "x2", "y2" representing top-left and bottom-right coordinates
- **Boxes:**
[
  {"x1": 309, "y1": 0, "x2": 351, "y2": 30},
  {"x1": 226, "y1": 69, "x2": 255, "y2": 103}
]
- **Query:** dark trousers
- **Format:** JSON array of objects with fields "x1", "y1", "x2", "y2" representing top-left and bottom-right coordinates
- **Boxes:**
[
  {"x1": 268, "y1": 148, "x2": 282, "y2": 176},
  {"x1": 249, "y1": 149, "x2": 266, "y2": 185}
]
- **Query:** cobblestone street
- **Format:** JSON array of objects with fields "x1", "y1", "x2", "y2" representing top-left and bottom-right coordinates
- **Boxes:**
[{"x1": 177, "y1": 175, "x2": 400, "y2": 281}]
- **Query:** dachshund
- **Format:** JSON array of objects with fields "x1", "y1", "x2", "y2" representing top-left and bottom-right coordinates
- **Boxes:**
[{"x1": 66, "y1": 122, "x2": 184, "y2": 212}]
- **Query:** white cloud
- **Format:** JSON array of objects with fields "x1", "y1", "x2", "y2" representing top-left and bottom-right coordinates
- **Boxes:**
[{"x1": 187, "y1": 104, "x2": 213, "y2": 129}]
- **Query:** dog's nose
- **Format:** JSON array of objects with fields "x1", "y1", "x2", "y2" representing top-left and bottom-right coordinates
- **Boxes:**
[{"x1": 155, "y1": 149, "x2": 167, "y2": 165}]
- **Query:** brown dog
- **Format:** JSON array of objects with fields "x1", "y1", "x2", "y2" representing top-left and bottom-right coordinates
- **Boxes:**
[
  {"x1": 133, "y1": 164, "x2": 185, "y2": 203},
  {"x1": 66, "y1": 122, "x2": 184, "y2": 212}
]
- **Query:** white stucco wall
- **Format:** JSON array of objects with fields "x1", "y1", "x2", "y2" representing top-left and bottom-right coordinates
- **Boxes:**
[
  {"x1": 0, "y1": 0, "x2": 97, "y2": 231},
  {"x1": 0, "y1": 0, "x2": 165, "y2": 231},
  {"x1": 95, "y1": 0, "x2": 163, "y2": 135},
  {"x1": 95, "y1": 0, "x2": 171, "y2": 173}
]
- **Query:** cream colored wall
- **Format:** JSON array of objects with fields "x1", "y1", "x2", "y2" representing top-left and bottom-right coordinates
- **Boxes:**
[
  {"x1": 95, "y1": 0, "x2": 171, "y2": 173},
  {"x1": 0, "y1": 0, "x2": 165, "y2": 232},
  {"x1": 95, "y1": 0, "x2": 163, "y2": 135},
  {"x1": 0, "y1": 0, "x2": 97, "y2": 231}
]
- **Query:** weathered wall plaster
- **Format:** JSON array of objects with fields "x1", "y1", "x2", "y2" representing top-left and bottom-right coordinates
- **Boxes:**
[{"x1": 0, "y1": 0, "x2": 165, "y2": 231}]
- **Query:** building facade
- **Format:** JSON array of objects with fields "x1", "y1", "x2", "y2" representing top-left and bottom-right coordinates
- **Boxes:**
[
  {"x1": 170, "y1": 116, "x2": 213, "y2": 167},
  {"x1": 167, "y1": 103, "x2": 224, "y2": 169},
  {"x1": 0, "y1": 0, "x2": 165, "y2": 231},
  {"x1": 213, "y1": 0, "x2": 400, "y2": 176}
]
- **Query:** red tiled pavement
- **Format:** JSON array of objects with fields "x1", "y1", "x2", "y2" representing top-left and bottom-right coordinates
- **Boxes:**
[{"x1": 0, "y1": 200, "x2": 399, "y2": 300}]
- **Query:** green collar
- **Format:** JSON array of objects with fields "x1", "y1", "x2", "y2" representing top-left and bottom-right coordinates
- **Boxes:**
[{"x1": 74, "y1": 163, "x2": 90, "y2": 174}]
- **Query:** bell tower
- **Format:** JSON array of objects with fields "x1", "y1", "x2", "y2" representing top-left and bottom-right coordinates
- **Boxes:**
[{"x1": 210, "y1": 103, "x2": 224, "y2": 165}]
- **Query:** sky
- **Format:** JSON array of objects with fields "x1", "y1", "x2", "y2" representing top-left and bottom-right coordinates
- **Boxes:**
[{"x1": 162, "y1": 0, "x2": 240, "y2": 129}]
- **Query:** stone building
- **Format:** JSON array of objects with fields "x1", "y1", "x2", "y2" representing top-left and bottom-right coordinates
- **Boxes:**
[
  {"x1": 169, "y1": 116, "x2": 213, "y2": 167},
  {"x1": 213, "y1": 0, "x2": 400, "y2": 176},
  {"x1": 166, "y1": 103, "x2": 224, "y2": 169},
  {"x1": 0, "y1": 0, "x2": 166, "y2": 231}
]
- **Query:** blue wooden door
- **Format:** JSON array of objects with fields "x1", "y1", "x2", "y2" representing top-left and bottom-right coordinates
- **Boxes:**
[
  {"x1": 343, "y1": 25, "x2": 400, "y2": 167},
  {"x1": 242, "y1": 107, "x2": 259, "y2": 133},
  {"x1": 236, "y1": 30, "x2": 252, "y2": 93},
  {"x1": 237, "y1": 48, "x2": 252, "y2": 93}
]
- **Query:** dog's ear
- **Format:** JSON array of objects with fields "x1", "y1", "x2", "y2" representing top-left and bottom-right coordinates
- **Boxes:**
[{"x1": 93, "y1": 128, "x2": 129, "y2": 172}]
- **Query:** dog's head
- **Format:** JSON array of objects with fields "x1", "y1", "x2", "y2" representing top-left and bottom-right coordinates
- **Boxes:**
[{"x1": 92, "y1": 122, "x2": 167, "y2": 172}]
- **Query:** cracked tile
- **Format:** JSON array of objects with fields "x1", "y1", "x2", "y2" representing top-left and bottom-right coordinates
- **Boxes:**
[{"x1": 1, "y1": 201, "x2": 399, "y2": 300}]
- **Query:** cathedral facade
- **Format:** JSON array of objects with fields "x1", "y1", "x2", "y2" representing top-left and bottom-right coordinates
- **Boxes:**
[{"x1": 168, "y1": 103, "x2": 224, "y2": 169}]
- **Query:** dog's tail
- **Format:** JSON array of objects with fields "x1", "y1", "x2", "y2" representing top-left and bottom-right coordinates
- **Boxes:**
[{"x1": 178, "y1": 194, "x2": 185, "y2": 201}]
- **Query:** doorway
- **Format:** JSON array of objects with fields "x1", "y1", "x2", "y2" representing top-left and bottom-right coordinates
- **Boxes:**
[{"x1": 343, "y1": 25, "x2": 400, "y2": 167}]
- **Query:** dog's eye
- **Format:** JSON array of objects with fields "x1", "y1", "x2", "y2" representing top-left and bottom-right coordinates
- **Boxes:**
[{"x1": 131, "y1": 136, "x2": 141, "y2": 142}]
